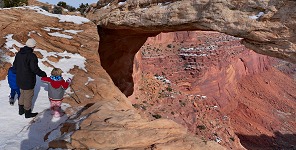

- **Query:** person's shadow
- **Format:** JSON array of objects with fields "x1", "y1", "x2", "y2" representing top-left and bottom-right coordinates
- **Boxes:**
[
  {"x1": 31, "y1": 76, "x2": 48, "y2": 110},
  {"x1": 20, "y1": 76, "x2": 68, "y2": 149},
  {"x1": 20, "y1": 108, "x2": 68, "y2": 149}
]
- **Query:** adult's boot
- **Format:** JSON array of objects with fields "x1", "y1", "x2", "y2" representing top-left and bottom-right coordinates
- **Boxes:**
[
  {"x1": 25, "y1": 109, "x2": 38, "y2": 118},
  {"x1": 19, "y1": 105, "x2": 24, "y2": 115}
]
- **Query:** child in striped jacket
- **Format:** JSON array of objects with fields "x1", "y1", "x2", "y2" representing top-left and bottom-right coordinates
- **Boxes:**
[{"x1": 41, "y1": 68, "x2": 71, "y2": 117}]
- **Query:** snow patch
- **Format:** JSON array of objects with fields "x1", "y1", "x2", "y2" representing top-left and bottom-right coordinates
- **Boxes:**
[
  {"x1": 48, "y1": 32, "x2": 73, "y2": 39},
  {"x1": 27, "y1": 6, "x2": 90, "y2": 24},
  {"x1": 64, "y1": 30, "x2": 83, "y2": 34},
  {"x1": 85, "y1": 77, "x2": 95, "y2": 85},
  {"x1": 249, "y1": 12, "x2": 264, "y2": 20}
]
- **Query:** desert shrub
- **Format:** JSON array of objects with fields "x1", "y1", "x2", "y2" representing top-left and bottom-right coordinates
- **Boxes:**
[
  {"x1": 52, "y1": 6, "x2": 62, "y2": 14},
  {"x1": 3, "y1": 0, "x2": 28, "y2": 8},
  {"x1": 166, "y1": 87, "x2": 172, "y2": 92},
  {"x1": 178, "y1": 100, "x2": 186, "y2": 107},
  {"x1": 57, "y1": 1, "x2": 76, "y2": 12},
  {"x1": 152, "y1": 114, "x2": 162, "y2": 119},
  {"x1": 230, "y1": 137, "x2": 235, "y2": 141},
  {"x1": 77, "y1": 3, "x2": 89, "y2": 15},
  {"x1": 66, "y1": 5, "x2": 76, "y2": 12},
  {"x1": 132, "y1": 103, "x2": 146, "y2": 110},
  {"x1": 197, "y1": 125, "x2": 206, "y2": 130},
  {"x1": 132, "y1": 104, "x2": 140, "y2": 109},
  {"x1": 57, "y1": 1, "x2": 66, "y2": 8},
  {"x1": 40, "y1": 5, "x2": 49, "y2": 11},
  {"x1": 0, "y1": 0, "x2": 4, "y2": 8}
]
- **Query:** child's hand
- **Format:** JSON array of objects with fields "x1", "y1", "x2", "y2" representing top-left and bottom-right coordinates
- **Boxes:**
[{"x1": 66, "y1": 78, "x2": 72, "y2": 83}]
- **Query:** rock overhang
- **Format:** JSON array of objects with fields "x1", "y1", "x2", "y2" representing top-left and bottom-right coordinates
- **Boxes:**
[{"x1": 87, "y1": 0, "x2": 296, "y2": 63}]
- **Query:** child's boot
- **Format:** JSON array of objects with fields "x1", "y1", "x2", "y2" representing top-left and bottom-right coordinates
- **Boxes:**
[
  {"x1": 53, "y1": 111, "x2": 60, "y2": 118},
  {"x1": 53, "y1": 106, "x2": 61, "y2": 118},
  {"x1": 9, "y1": 97, "x2": 14, "y2": 106}
]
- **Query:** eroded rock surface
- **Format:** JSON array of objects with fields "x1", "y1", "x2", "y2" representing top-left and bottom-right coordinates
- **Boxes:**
[
  {"x1": 50, "y1": 100, "x2": 225, "y2": 149},
  {"x1": 129, "y1": 31, "x2": 296, "y2": 149}
]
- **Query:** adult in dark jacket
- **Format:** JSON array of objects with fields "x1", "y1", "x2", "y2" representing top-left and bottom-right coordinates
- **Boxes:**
[{"x1": 13, "y1": 38, "x2": 47, "y2": 118}]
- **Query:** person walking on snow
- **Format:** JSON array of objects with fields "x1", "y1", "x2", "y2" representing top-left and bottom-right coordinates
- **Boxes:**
[
  {"x1": 13, "y1": 38, "x2": 47, "y2": 118},
  {"x1": 7, "y1": 66, "x2": 20, "y2": 106},
  {"x1": 41, "y1": 68, "x2": 71, "y2": 118}
]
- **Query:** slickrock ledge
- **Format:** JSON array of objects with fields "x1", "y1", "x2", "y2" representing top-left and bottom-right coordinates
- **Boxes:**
[{"x1": 49, "y1": 100, "x2": 226, "y2": 149}]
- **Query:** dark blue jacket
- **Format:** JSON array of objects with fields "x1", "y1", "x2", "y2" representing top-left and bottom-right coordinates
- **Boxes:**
[
  {"x1": 8, "y1": 67, "x2": 19, "y2": 89},
  {"x1": 13, "y1": 46, "x2": 47, "y2": 90}
]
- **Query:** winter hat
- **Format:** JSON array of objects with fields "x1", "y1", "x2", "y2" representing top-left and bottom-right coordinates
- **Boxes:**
[{"x1": 25, "y1": 38, "x2": 36, "y2": 48}]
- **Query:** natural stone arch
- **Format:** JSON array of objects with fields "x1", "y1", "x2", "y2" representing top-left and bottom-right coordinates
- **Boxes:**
[{"x1": 90, "y1": 0, "x2": 296, "y2": 95}]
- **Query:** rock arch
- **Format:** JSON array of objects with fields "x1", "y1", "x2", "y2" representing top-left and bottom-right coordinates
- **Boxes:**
[{"x1": 89, "y1": 0, "x2": 296, "y2": 95}]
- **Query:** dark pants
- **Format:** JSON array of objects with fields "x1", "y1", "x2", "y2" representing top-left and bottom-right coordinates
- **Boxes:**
[{"x1": 10, "y1": 88, "x2": 20, "y2": 99}]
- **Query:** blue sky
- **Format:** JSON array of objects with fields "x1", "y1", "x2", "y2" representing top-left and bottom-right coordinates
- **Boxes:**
[{"x1": 38, "y1": 0, "x2": 98, "y2": 8}]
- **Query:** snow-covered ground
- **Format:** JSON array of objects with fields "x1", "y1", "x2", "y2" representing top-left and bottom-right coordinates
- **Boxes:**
[
  {"x1": 0, "y1": 6, "x2": 90, "y2": 150},
  {"x1": 0, "y1": 77, "x2": 70, "y2": 149}
]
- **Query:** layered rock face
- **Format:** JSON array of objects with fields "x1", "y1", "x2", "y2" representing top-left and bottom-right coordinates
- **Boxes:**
[
  {"x1": 129, "y1": 31, "x2": 296, "y2": 149},
  {"x1": 87, "y1": 0, "x2": 296, "y2": 96}
]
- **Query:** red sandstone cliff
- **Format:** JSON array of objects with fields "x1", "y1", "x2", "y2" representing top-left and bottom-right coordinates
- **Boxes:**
[{"x1": 129, "y1": 31, "x2": 296, "y2": 149}]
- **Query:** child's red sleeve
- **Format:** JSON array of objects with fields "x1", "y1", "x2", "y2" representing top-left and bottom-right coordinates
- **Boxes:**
[
  {"x1": 61, "y1": 80, "x2": 70, "y2": 89},
  {"x1": 41, "y1": 77, "x2": 50, "y2": 83}
]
